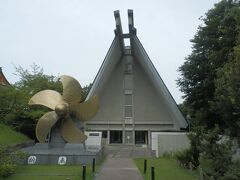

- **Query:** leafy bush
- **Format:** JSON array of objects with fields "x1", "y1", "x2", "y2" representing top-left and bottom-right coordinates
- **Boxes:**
[
  {"x1": 0, "y1": 160, "x2": 16, "y2": 178},
  {"x1": 175, "y1": 127, "x2": 203, "y2": 168},
  {"x1": 0, "y1": 145, "x2": 26, "y2": 178},
  {"x1": 220, "y1": 160, "x2": 240, "y2": 180},
  {"x1": 175, "y1": 149, "x2": 192, "y2": 168},
  {"x1": 176, "y1": 125, "x2": 235, "y2": 179},
  {"x1": 199, "y1": 158, "x2": 216, "y2": 178},
  {"x1": 199, "y1": 126, "x2": 233, "y2": 179}
]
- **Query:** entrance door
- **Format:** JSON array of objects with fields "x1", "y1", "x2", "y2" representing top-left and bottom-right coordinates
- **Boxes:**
[
  {"x1": 135, "y1": 131, "x2": 148, "y2": 144},
  {"x1": 125, "y1": 131, "x2": 133, "y2": 144},
  {"x1": 110, "y1": 131, "x2": 122, "y2": 144}
]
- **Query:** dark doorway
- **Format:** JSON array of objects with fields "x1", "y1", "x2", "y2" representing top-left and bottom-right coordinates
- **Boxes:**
[
  {"x1": 102, "y1": 131, "x2": 108, "y2": 138},
  {"x1": 110, "y1": 131, "x2": 122, "y2": 144},
  {"x1": 135, "y1": 131, "x2": 148, "y2": 144}
]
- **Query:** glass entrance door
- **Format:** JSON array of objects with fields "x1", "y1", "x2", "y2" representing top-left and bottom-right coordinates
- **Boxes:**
[
  {"x1": 135, "y1": 131, "x2": 148, "y2": 144},
  {"x1": 110, "y1": 131, "x2": 123, "y2": 144}
]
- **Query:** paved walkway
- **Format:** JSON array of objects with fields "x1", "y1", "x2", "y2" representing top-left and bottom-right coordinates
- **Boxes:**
[
  {"x1": 96, "y1": 157, "x2": 144, "y2": 180},
  {"x1": 103, "y1": 145, "x2": 154, "y2": 158},
  {"x1": 96, "y1": 145, "x2": 153, "y2": 180}
]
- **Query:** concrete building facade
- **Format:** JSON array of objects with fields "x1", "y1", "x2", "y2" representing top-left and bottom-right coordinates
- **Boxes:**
[{"x1": 85, "y1": 10, "x2": 188, "y2": 145}]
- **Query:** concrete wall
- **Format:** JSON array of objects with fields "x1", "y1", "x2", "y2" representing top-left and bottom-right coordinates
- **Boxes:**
[
  {"x1": 133, "y1": 58, "x2": 176, "y2": 126},
  {"x1": 85, "y1": 131, "x2": 102, "y2": 152},
  {"x1": 151, "y1": 132, "x2": 190, "y2": 157},
  {"x1": 86, "y1": 42, "x2": 185, "y2": 144},
  {"x1": 87, "y1": 38, "x2": 122, "y2": 98},
  {"x1": 88, "y1": 55, "x2": 179, "y2": 128},
  {"x1": 133, "y1": 36, "x2": 187, "y2": 129},
  {"x1": 89, "y1": 60, "x2": 124, "y2": 123}
]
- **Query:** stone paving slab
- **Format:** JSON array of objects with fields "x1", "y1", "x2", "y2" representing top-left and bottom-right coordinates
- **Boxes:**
[
  {"x1": 96, "y1": 145, "x2": 154, "y2": 180},
  {"x1": 103, "y1": 145, "x2": 154, "y2": 158},
  {"x1": 96, "y1": 157, "x2": 143, "y2": 180}
]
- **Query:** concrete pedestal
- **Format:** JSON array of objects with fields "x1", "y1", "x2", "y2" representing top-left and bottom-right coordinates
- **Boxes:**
[{"x1": 21, "y1": 143, "x2": 102, "y2": 165}]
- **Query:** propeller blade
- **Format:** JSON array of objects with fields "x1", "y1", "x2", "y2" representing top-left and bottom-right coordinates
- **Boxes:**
[
  {"x1": 29, "y1": 90, "x2": 64, "y2": 110},
  {"x1": 60, "y1": 75, "x2": 82, "y2": 105},
  {"x1": 71, "y1": 96, "x2": 99, "y2": 121},
  {"x1": 61, "y1": 117, "x2": 87, "y2": 143},
  {"x1": 36, "y1": 111, "x2": 58, "y2": 143}
]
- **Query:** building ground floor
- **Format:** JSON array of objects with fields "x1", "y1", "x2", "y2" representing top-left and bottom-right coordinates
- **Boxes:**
[
  {"x1": 103, "y1": 130, "x2": 149, "y2": 145},
  {"x1": 85, "y1": 122, "x2": 181, "y2": 146}
]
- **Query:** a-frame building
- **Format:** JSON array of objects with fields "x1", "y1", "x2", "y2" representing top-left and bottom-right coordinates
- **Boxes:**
[
  {"x1": 0, "y1": 67, "x2": 10, "y2": 86},
  {"x1": 85, "y1": 10, "x2": 188, "y2": 145}
]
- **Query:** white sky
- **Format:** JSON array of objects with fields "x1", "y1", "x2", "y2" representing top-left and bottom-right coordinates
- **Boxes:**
[{"x1": 0, "y1": 0, "x2": 220, "y2": 103}]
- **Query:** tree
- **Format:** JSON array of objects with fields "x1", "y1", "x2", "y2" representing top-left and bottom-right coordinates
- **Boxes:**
[
  {"x1": 0, "y1": 64, "x2": 62, "y2": 139},
  {"x1": 199, "y1": 126, "x2": 233, "y2": 179},
  {"x1": 0, "y1": 145, "x2": 25, "y2": 178},
  {"x1": 81, "y1": 83, "x2": 93, "y2": 102},
  {"x1": 0, "y1": 64, "x2": 93, "y2": 140},
  {"x1": 214, "y1": 42, "x2": 240, "y2": 142},
  {"x1": 176, "y1": 1, "x2": 240, "y2": 178},
  {"x1": 177, "y1": 0, "x2": 240, "y2": 130}
]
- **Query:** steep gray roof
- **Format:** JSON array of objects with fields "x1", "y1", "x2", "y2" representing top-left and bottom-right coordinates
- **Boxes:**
[{"x1": 86, "y1": 10, "x2": 188, "y2": 128}]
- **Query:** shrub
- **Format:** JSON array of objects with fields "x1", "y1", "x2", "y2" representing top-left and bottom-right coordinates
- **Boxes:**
[
  {"x1": 220, "y1": 160, "x2": 240, "y2": 180},
  {"x1": 199, "y1": 126, "x2": 233, "y2": 179},
  {"x1": 187, "y1": 126, "x2": 205, "y2": 167},
  {"x1": 0, "y1": 162, "x2": 16, "y2": 178},
  {"x1": 177, "y1": 125, "x2": 235, "y2": 178},
  {"x1": 174, "y1": 127, "x2": 204, "y2": 169},
  {"x1": 0, "y1": 145, "x2": 26, "y2": 178},
  {"x1": 175, "y1": 149, "x2": 192, "y2": 168},
  {"x1": 175, "y1": 126, "x2": 204, "y2": 169}
]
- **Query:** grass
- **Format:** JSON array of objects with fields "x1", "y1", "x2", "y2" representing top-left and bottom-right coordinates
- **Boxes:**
[
  {"x1": 6, "y1": 165, "x2": 94, "y2": 180},
  {"x1": 0, "y1": 123, "x2": 105, "y2": 179},
  {"x1": 7, "y1": 156, "x2": 105, "y2": 180},
  {"x1": 0, "y1": 123, "x2": 30, "y2": 146},
  {"x1": 134, "y1": 157, "x2": 199, "y2": 180}
]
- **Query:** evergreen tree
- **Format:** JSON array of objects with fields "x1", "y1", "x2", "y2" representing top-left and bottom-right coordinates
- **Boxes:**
[
  {"x1": 214, "y1": 40, "x2": 240, "y2": 141},
  {"x1": 177, "y1": 0, "x2": 240, "y2": 131}
]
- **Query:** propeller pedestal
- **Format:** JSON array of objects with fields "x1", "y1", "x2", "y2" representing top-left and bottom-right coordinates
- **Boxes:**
[
  {"x1": 21, "y1": 120, "x2": 100, "y2": 165},
  {"x1": 21, "y1": 142, "x2": 102, "y2": 165},
  {"x1": 48, "y1": 122, "x2": 66, "y2": 148},
  {"x1": 21, "y1": 75, "x2": 102, "y2": 165},
  {"x1": 48, "y1": 119, "x2": 86, "y2": 149}
]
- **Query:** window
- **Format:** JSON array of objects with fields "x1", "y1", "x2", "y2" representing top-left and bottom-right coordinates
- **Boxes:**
[
  {"x1": 124, "y1": 64, "x2": 133, "y2": 74},
  {"x1": 126, "y1": 58, "x2": 133, "y2": 64},
  {"x1": 124, "y1": 106, "x2": 133, "y2": 117},
  {"x1": 123, "y1": 38, "x2": 130, "y2": 47},
  {"x1": 124, "y1": 57, "x2": 133, "y2": 74},
  {"x1": 124, "y1": 75, "x2": 133, "y2": 89},
  {"x1": 124, "y1": 91, "x2": 133, "y2": 118},
  {"x1": 124, "y1": 89, "x2": 132, "y2": 94},
  {"x1": 102, "y1": 131, "x2": 107, "y2": 138},
  {"x1": 123, "y1": 56, "x2": 133, "y2": 118},
  {"x1": 125, "y1": 94, "x2": 132, "y2": 105},
  {"x1": 89, "y1": 133, "x2": 100, "y2": 136},
  {"x1": 124, "y1": 48, "x2": 131, "y2": 55}
]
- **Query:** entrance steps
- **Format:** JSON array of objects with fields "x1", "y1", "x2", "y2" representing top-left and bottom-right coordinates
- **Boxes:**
[{"x1": 103, "y1": 144, "x2": 155, "y2": 158}]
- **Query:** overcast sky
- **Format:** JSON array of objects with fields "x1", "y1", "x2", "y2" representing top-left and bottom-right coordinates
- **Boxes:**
[{"x1": 0, "y1": 0, "x2": 220, "y2": 103}]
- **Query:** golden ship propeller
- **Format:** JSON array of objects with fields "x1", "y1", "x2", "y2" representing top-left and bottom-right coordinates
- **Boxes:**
[{"x1": 28, "y1": 75, "x2": 99, "y2": 143}]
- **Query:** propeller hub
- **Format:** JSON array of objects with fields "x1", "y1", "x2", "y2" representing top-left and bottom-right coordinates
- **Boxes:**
[{"x1": 55, "y1": 103, "x2": 69, "y2": 117}]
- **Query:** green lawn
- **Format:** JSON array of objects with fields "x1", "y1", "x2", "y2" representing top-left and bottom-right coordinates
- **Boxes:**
[
  {"x1": 7, "y1": 164, "x2": 97, "y2": 180},
  {"x1": 134, "y1": 157, "x2": 198, "y2": 180},
  {"x1": 6, "y1": 155, "x2": 105, "y2": 180},
  {"x1": 0, "y1": 123, "x2": 30, "y2": 146}
]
